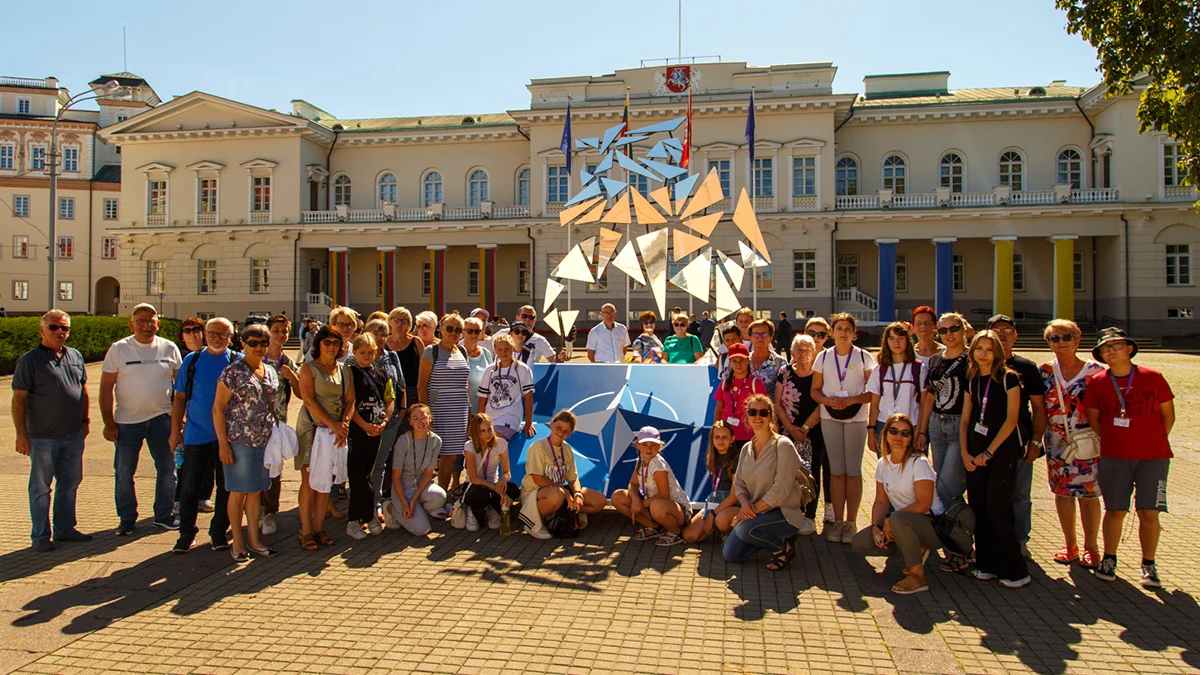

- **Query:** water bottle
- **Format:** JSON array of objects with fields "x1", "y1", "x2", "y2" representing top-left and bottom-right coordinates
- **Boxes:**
[{"x1": 500, "y1": 503, "x2": 512, "y2": 536}]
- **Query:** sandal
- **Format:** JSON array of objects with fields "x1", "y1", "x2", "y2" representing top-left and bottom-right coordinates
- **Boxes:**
[
  {"x1": 655, "y1": 532, "x2": 684, "y2": 547},
  {"x1": 327, "y1": 503, "x2": 345, "y2": 519},
  {"x1": 1054, "y1": 545, "x2": 1080, "y2": 565},
  {"x1": 299, "y1": 533, "x2": 318, "y2": 551},
  {"x1": 765, "y1": 537, "x2": 797, "y2": 572},
  {"x1": 1080, "y1": 549, "x2": 1101, "y2": 569},
  {"x1": 633, "y1": 526, "x2": 662, "y2": 541},
  {"x1": 892, "y1": 572, "x2": 928, "y2": 595},
  {"x1": 314, "y1": 530, "x2": 335, "y2": 546},
  {"x1": 938, "y1": 553, "x2": 970, "y2": 574}
]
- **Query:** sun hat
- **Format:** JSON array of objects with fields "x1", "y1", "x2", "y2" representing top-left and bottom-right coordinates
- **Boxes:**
[
  {"x1": 633, "y1": 426, "x2": 664, "y2": 446},
  {"x1": 1092, "y1": 326, "x2": 1139, "y2": 364}
]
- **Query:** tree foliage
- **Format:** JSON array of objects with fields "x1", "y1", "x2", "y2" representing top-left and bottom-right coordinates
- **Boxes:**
[{"x1": 1057, "y1": 0, "x2": 1199, "y2": 188}]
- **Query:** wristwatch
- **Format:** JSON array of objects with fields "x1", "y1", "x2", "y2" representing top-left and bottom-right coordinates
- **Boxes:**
[{"x1": 800, "y1": 423, "x2": 810, "y2": 432}]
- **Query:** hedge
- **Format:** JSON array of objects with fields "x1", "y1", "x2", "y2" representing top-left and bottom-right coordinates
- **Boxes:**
[{"x1": 0, "y1": 316, "x2": 180, "y2": 375}]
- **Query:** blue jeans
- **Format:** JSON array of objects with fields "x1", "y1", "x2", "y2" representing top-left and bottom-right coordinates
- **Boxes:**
[
  {"x1": 929, "y1": 413, "x2": 966, "y2": 509},
  {"x1": 114, "y1": 414, "x2": 175, "y2": 526},
  {"x1": 1014, "y1": 457, "x2": 1034, "y2": 544},
  {"x1": 28, "y1": 432, "x2": 85, "y2": 542},
  {"x1": 722, "y1": 509, "x2": 799, "y2": 562}
]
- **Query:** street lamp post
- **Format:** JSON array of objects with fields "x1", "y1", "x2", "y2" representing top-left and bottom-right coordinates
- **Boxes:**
[{"x1": 47, "y1": 80, "x2": 132, "y2": 309}]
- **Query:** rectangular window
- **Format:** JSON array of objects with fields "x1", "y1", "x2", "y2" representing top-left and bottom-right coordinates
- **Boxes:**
[
  {"x1": 58, "y1": 281, "x2": 74, "y2": 301},
  {"x1": 1167, "y1": 307, "x2": 1193, "y2": 319},
  {"x1": 895, "y1": 254, "x2": 908, "y2": 293},
  {"x1": 547, "y1": 166, "x2": 569, "y2": 204},
  {"x1": 835, "y1": 160, "x2": 858, "y2": 196},
  {"x1": 251, "y1": 259, "x2": 269, "y2": 293},
  {"x1": 13, "y1": 195, "x2": 29, "y2": 217},
  {"x1": 628, "y1": 171, "x2": 649, "y2": 198},
  {"x1": 57, "y1": 236, "x2": 73, "y2": 259},
  {"x1": 147, "y1": 261, "x2": 166, "y2": 295},
  {"x1": 148, "y1": 180, "x2": 168, "y2": 214},
  {"x1": 422, "y1": 262, "x2": 431, "y2": 297},
  {"x1": 0, "y1": 144, "x2": 13, "y2": 170},
  {"x1": 836, "y1": 255, "x2": 859, "y2": 290},
  {"x1": 102, "y1": 237, "x2": 118, "y2": 260},
  {"x1": 1012, "y1": 253, "x2": 1025, "y2": 292},
  {"x1": 12, "y1": 235, "x2": 29, "y2": 258},
  {"x1": 116, "y1": 114, "x2": 128, "y2": 123},
  {"x1": 795, "y1": 309, "x2": 815, "y2": 320},
  {"x1": 709, "y1": 160, "x2": 731, "y2": 197},
  {"x1": 518, "y1": 260, "x2": 530, "y2": 296},
  {"x1": 1164, "y1": 144, "x2": 1182, "y2": 187},
  {"x1": 252, "y1": 176, "x2": 271, "y2": 212},
  {"x1": 17, "y1": 99, "x2": 31, "y2": 115},
  {"x1": 518, "y1": 171, "x2": 530, "y2": 206},
  {"x1": 1073, "y1": 251, "x2": 1084, "y2": 292},
  {"x1": 952, "y1": 253, "x2": 965, "y2": 293},
  {"x1": 1166, "y1": 244, "x2": 1192, "y2": 286},
  {"x1": 792, "y1": 250, "x2": 817, "y2": 291},
  {"x1": 62, "y1": 147, "x2": 79, "y2": 173},
  {"x1": 30, "y1": 145, "x2": 45, "y2": 171},
  {"x1": 199, "y1": 179, "x2": 218, "y2": 213},
  {"x1": 792, "y1": 156, "x2": 816, "y2": 196},
  {"x1": 104, "y1": 198, "x2": 119, "y2": 220},
  {"x1": 753, "y1": 158, "x2": 773, "y2": 198},
  {"x1": 198, "y1": 260, "x2": 217, "y2": 294},
  {"x1": 12, "y1": 280, "x2": 29, "y2": 300},
  {"x1": 468, "y1": 261, "x2": 480, "y2": 296},
  {"x1": 59, "y1": 197, "x2": 74, "y2": 219},
  {"x1": 754, "y1": 264, "x2": 773, "y2": 291}
]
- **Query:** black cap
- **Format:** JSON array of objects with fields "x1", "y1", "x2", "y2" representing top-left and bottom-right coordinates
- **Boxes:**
[
  {"x1": 1092, "y1": 327, "x2": 1139, "y2": 364},
  {"x1": 986, "y1": 314, "x2": 1016, "y2": 329}
]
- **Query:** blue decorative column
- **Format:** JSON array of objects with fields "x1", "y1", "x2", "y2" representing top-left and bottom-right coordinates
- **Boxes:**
[
  {"x1": 876, "y1": 238, "x2": 898, "y2": 323},
  {"x1": 933, "y1": 237, "x2": 957, "y2": 316}
]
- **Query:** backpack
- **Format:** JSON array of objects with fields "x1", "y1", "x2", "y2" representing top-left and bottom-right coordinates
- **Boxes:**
[
  {"x1": 182, "y1": 350, "x2": 242, "y2": 404},
  {"x1": 430, "y1": 343, "x2": 468, "y2": 365}
]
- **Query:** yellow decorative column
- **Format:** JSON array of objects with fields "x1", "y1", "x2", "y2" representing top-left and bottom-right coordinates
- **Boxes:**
[
  {"x1": 1051, "y1": 235, "x2": 1077, "y2": 320},
  {"x1": 991, "y1": 235, "x2": 1017, "y2": 318}
]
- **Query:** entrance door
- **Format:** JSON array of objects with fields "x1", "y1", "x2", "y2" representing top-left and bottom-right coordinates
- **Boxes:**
[
  {"x1": 310, "y1": 268, "x2": 322, "y2": 295},
  {"x1": 836, "y1": 255, "x2": 859, "y2": 290},
  {"x1": 309, "y1": 181, "x2": 320, "y2": 211}
]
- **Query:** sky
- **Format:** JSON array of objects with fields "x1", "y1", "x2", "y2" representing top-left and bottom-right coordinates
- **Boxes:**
[{"x1": 6, "y1": 0, "x2": 1102, "y2": 119}]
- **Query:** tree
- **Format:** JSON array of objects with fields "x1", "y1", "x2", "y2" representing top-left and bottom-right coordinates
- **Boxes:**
[{"x1": 1057, "y1": 0, "x2": 1198, "y2": 191}]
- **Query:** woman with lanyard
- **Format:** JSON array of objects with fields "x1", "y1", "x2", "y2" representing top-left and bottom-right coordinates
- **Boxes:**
[
  {"x1": 712, "y1": 344, "x2": 766, "y2": 454},
  {"x1": 810, "y1": 312, "x2": 875, "y2": 544},
  {"x1": 774, "y1": 333, "x2": 823, "y2": 535},
  {"x1": 959, "y1": 329, "x2": 1030, "y2": 588},
  {"x1": 462, "y1": 316, "x2": 494, "y2": 417},
  {"x1": 260, "y1": 314, "x2": 299, "y2": 537},
  {"x1": 915, "y1": 312, "x2": 972, "y2": 572},
  {"x1": 804, "y1": 316, "x2": 835, "y2": 524},
  {"x1": 461, "y1": 413, "x2": 518, "y2": 531},
  {"x1": 418, "y1": 313, "x2": 471, "y2": 499},
  {"x1": 382, "y1": 403, "x2": 447, "y2": 536},
  {"x1": 747, "y1": 319, "x2": 789, "y2": 398},
  {"x1": 507, "y1": 323, "x2": 536, "y2": 365},
  {"x1": 345, "y1": 334, "x2": 395, "y2": 540},
  {"x1": 518, "y1": 410, "x2": 607, "y2": 539},
  {"x1": 867, "y1": 322, "x2": 925, "y2": 457},
  {"x1": 911, "y1": 306, "x2": 944, "y2": 366}
]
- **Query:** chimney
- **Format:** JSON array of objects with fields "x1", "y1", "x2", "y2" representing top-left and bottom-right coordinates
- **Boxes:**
[{"x1": 45, "y1": 77, "x2": 60, "y2": 89}]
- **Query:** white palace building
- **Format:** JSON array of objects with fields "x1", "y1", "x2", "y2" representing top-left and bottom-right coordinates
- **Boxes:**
[{"x1": 1, "y1": 61, "x2": 1198, "y2": 337}]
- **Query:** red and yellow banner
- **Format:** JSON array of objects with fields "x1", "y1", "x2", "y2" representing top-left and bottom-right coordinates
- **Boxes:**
[
  {"x1": 329, "y1": 248, "x2": 349, "y2": 307},
  {"x1": 429, "y1": 247, "x2": 446, "y2": 316}
]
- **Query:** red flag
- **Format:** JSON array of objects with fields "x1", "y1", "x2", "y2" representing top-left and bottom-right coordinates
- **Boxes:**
[
  {"x1": 681, "y1": 87, "x2": 692, "y2": 169},
  {"x1": 619, "y1": 88, "x2": 630, "y2": 156}
]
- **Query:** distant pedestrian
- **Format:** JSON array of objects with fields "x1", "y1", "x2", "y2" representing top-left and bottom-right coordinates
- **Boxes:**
[
  {"x1": 775, "y1": 311, "x2": 793, "y2": 356},
  {"x1": 697, "y1": 311, "x2": 716, "y2": 354}
]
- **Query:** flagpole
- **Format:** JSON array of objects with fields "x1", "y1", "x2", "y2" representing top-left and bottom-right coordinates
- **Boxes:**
[
  {"x1": 563, "y1": 96, "x2": 573, "y2": 314},
  {"x1": 624, "y1": 88, "x2": 631, "y2": 326}
]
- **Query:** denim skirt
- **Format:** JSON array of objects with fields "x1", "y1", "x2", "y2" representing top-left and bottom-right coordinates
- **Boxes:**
[{"x1": 224, "y1": 443, "x2": 270, "y2": 493}]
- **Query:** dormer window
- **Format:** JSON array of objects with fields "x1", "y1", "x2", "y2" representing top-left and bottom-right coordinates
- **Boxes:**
[
  {"x1": 1027, "y1": 87, "x2": 1047, "y2": 97},
  {"x1": 17, "y1": 99, "x2": 31, "y2": 115}
]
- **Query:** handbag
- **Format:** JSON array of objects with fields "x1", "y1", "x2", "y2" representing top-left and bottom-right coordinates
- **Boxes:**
[
  {"x1": 1052, "y1": 363, "x2": 1100, "y2": 462},
  {"x1": 450, "y1": 499, "x2": 467, "y2": 529},
  {"x1": 933, "y1": 498, "x2": 976, "y2": 557},
  {"x1": 544, "y1": 501, "x2": 581, "y2": 539}
]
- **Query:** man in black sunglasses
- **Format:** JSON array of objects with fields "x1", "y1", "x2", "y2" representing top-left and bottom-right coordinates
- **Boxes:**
[{"x1": 495, "y1": 305, "x2": 564, "y2": 363}]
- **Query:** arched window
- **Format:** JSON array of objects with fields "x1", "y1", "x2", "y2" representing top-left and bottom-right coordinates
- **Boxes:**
[
  {"x1": 998, "y1": 151, "x2": 1023, "y2": 191},
  {"x1": 517, "y1": 168, "x2": 530, "y2": 206},
  {"x1": 423, "y1": 171, "x2": 443, "y2": 207},
  {"x1": 377, "y1": 173, "x2": 396, "y2": 207},
  {"x1": 882, "y1": 155, "x2": 906, "y2": 194},
  {"x1": 333, "y1": 175, "x2": 352, "y2": 207},
  {"x1": 468, "y1": 169, "x2": 489, "y2": 206},
  {"x1": 939, "y1": 153, "x2": 964, "y2": 193},
  {"x1": 1057, "y1": 149, "x2": 1083, "y2": 189},
  {"x1": 835, "y1": 156, "x2": 858, "y2": 196}
]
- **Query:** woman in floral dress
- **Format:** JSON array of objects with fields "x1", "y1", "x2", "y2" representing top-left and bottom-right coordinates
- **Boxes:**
[
  {"x1": 1039, "y1": 319, "x2": 1104, "y2": 569},
  {"x1": 632, "y1": 310, "x2": 664, "y2": 363},
  {"x1": 774, "y1": 333, "x2": 823, "y2": 535}
]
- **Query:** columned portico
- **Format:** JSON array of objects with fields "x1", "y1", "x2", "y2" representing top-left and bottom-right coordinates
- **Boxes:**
[
  {"x1": 1051, "y1": 234, "x2": 1077, "y2": 320},
  {"x1": 933, "y1": 237, "x2": 957, "y2": 316},
  {"x1": 428, "y1": 244, "x2": 447, "y2": 316},
  {"x1": 875, "y1": 238, "x2": 898, "y2": 323},
  {"x1": 378, "y1": 246, "x2": 397, "y2": 311},
  {"x1": 478, "y1": 243, "x2": 497, "y2": 317},
  {"x1": 329, "y1": 247, "x2": 349, "y2": 308},
  {"x1": 991, "y1": 235, "x2": 1017, "y2": 318}
]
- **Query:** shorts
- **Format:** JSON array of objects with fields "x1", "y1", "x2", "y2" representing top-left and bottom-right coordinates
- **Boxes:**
[
  {"x1": 223, "y1": 443, "x2": 271, "y2": 493},
  {"x1": 1097, "y1": 458, "x2": 1169, "y2": 512}
]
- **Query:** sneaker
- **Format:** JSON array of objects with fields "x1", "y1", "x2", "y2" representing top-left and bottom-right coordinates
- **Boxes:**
[
  {"x1": 429, "y1": 507, "x2": 449, "y2": 520},
  {"x1": 527, "y1": 526, "x2": 553, "y2": 540},
  {"x1": 1096, "y1": 557, "x2": 1118, "y2": 581},
  {"x1": 153, "y1": 517, "x2": 180, "y2": 531},
  {"x1": 381, "y1": 502, "x2": 401, "y2": 529},
  {"x1": 578, "y1": 513, "x2": 589, "y2": 530},
  {"x1": 969, "y1": 568, "x2": 998, "y2": 581},
  {"x1": 841, "y1": 521, "x2": 856, "y2": 544},
  {"x1": 465, "y1": 509, "x2": 480, "y2": 532},
  {"x1": 53, "y1": 529, "x2": 93, "y2": 543},
  {"x1": 366, "y1": 518, "x2": 383, "y2": 536},
  {"x1": 211, "y1": 533, "x2": 230, "y2": 551},
  {"x1": 486, "y1": 507, "x2": 501, "y2": 530},
  {"x1": 1000, "y1": 575, "x2": 1032, "y2": 589},
  {"x1": 33, "y1": 539, "x2": 55, "y2": 553},
  {"x1": 115, "y1": 523, "x2": 136, "y2": 537},
  {"x1": 825, "y1": 522, "x2": 843, "y2": 543},
  {"x1": 823, "y1": 503, "x2": 835, "y2": 523},
  {"x1": 345, "y1": 522, "x2": 367, "y2": 540},
  {"x1": 260, "y1": 513, "x2": 278, "y2": 536},
  {"x1": 172, "y1": 537, "x2": 192, "y2": 554},
  {"x1": 1140, "y1": 563, "x2": 1162, "y2": 589},
  {"x1": 796, "y1": 517, "x2": 817, "y2": 536},
  {"x1": 199, "y1": 500, "x2": 215, "y2": 513}
]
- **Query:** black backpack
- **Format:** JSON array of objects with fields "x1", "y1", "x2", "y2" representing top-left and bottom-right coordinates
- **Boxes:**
[{"x1": 182, "y1": 350, "x2": 242, "y2": 403}]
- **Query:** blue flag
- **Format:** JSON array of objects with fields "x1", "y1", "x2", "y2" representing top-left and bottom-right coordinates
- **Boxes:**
[
  {"x1": 560, "y1": 101, "x2": 573, "y2": 176},
  {"x1": 744, "y1": 89, "x2": 756, "y2": 170}
]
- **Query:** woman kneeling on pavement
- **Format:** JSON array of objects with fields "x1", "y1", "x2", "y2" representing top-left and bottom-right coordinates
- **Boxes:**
[
  {"x1": 519, "y1": 410, "x2": 607, "y2": 538},
  {"x1": 212, "y1": 323, "x2": 279, "y2": 563},
  {"x1": 723, "y1": 394, "x2": 806, "y2": 571},
  {"x1": 850, "y1": 412, "x2": 940, "y2": 594},
  {"x1": 382, "y1": 404, "x2": 447, "y2": 536},
  {"x1": 462, "y1": 413, "x2": 519, "y2": 532}
]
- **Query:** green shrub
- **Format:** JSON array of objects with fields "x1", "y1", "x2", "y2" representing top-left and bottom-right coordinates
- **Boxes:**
[{"x1": 0, "y1": 316, "x2": 180, "y2": 375}]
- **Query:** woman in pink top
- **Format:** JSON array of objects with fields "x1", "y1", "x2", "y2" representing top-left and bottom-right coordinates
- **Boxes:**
[{"x1": 712, "y1": 344, "x2": 765, "y2": 451}]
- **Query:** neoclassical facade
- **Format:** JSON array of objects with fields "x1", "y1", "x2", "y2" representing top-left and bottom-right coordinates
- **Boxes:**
[{"x1": 95, "y1": 61, "x2": 1197, "y2": 335}]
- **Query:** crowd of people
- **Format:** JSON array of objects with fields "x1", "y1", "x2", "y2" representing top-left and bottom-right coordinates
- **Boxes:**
[{"x1": 13, "y1": 301, "x2": 1175, "y2": 593}]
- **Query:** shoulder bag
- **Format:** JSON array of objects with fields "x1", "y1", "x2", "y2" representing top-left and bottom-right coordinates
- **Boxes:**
[{"x1": 1053, "y1": 363, "x2": 1100, "y2": 462}]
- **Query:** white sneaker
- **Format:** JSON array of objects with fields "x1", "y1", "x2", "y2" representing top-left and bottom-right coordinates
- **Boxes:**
[
  {"x1": 797, "y1": 517, "x2": 817, "y2": 536},
  {"x1": 345, "y1": 522, "x2": 367, "y2": 540},
  {"x1": 260, "y1": 513, "x2": 277, "y2": 536},
  {"x1": 381, "y1": 501, "x2": 400, "y2": 529},
  {"x1": 429, "y1": 507, "x2": 449, "y2": 520},
  {"x1": 841, "y1": 521, "x2": 856, "y2": 544},
  {"x1": 366, "y1": 518, "x2": 383, "y2": 536},
  {"x1": 486, "y1": 507, "x2": 501, "y2": 530},
  {"x1": 823, "y1": 504, "x2": 835, "y2": 523},
  {"x1": 1000, "y1": 575, "x2": 1032, "y2": 589},
  {"x1": 527, "y1": 526, "x2": 553, "y2": 540},
  {"x1": 466, "y1": 509, "x2": 480, "y2": 532}
]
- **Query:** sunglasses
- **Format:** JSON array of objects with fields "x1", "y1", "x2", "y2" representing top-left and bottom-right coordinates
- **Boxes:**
[
  {"x1": 181, "y1": 326, "x2": 204, "y2": 334},
  {"x1": 511, "y1": 329, "x2": 530, "y2": 337},
  {"x1": 937, "y1": 325, "x2": 964, "y2": 335},
  {"x1": 46, "y1": 325, "x2": 70, "y2": 332},
  {"x1": 806, "y1": 331, "x2": 827, "y2": 340},
  {"x1": 518, "y1": 313, "x2": 535, "y2": 320},
  {"x1": 746, "y1": 408, "x2": 771, "y2": 418},
  {"x1": 887, "y1": 427, "x2": 914, "y2": 438},
  {"x1": 1098, "y1": 341, "x2": 1127, "y2": 352},
  {"x1": 244, "y1": 339, "x2": 269, "y2": 348},
  {"x1": 334, "y1": 321, "x2": 356, "y2": 329},
  {"x1": 442, "y1": 326, "x2": 462, "y2": 334},
  {"x1": 1047, "y1": 334, "x2": 1074, "y2": 343},
  {"x1": 673, "y1": 322, "x2": 687, "y2": 327},
  {"x1": 320, "y1": 338, "x2": 341, "y2": 347},
  {"x1": 464, "y1": 328, "x2": 481, "y2": 335}
]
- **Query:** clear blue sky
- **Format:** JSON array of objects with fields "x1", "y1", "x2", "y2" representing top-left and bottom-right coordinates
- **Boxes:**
[{"x1": 7, "y1": 0, "x2": 1101, "y2": 119}]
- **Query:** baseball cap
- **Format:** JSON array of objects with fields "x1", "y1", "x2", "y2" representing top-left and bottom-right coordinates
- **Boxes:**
[
  {"x1": 986, "y1": 314, "x2": 1016, "y2": 329},
  {"x1": 727, "y1": 343, "x2": 750, "y2": 359},
  {"x1": 634, "y1": 426, "x2": 664, "y2": 446},
  {"x1": 470, "y1": 308, "x2": 490, "y2": 320}
]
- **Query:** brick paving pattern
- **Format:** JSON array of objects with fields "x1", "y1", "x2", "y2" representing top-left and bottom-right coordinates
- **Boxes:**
[{"x1": 1, "y1": 351, "x2": 1199, "y2": 674}]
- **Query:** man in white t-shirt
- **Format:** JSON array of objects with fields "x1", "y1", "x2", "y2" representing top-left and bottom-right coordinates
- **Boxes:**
[
  {"x1": 586, "y1": 303, "x2": 629, "y2": 363},
  {"x1": 493, "y1": 305, "x2": 562, "y2": 363},
  {"x1": 478, "y1": 334, "x2": 536, "y2": 439},
  {"x1": 100, "y1": 303, "x2": 183, "y2": 536}
]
